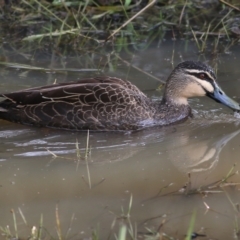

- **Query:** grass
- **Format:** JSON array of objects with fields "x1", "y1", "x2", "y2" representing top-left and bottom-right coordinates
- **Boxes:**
[
  {"x1": 0, "y1": 0, "x2": 240, "y2": 60},
  {"x1": 151, "y1": 164, "x2": 240, "y2": 197},
  {"x1": 0, "y1": 209, "x2": 44, "y2": 240},
  {"x1": 0, "y1": 0, "x2": 240, "y2": 79},
  {"x1": 47, "y1": 130, "x2": 94, "y2": 189},
  {"x1": 185, "y1": 211, "x2": 196, "y2": 240}
]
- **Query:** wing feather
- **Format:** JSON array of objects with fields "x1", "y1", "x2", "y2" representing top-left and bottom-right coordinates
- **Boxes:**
[
  {"x1": 0, "y1": 77, "x2": 152, "y2": 130},
  {"x1": 0, "y1": 77, "x2": 146, "y2": 105}
]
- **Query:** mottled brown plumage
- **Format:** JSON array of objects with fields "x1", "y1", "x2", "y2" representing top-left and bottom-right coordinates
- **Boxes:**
[{"x1": 0, "y1": 61, "x2": 239, "y2": 131}]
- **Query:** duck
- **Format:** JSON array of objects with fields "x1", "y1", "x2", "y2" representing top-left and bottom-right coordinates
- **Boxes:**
[{"x1": 0, "y1": 61, "x2": 239, "y2": 131}]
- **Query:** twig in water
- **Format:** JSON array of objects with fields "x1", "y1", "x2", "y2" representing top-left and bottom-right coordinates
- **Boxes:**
[
  {"x1": 106, "y1": 0, "x2": 156, "y2": 41},
  {"x1": 220, "y1": 0, "x2": 240, "y2": 11}
]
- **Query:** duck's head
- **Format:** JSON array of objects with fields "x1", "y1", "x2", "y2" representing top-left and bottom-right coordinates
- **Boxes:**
[{"x1": 164, "y1": 61, "x2": 240, "y2": 111}]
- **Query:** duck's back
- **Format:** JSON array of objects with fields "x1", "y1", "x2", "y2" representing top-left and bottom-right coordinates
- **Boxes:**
[{"x1": 0, "y1": 77, "x2": 156, "y2": 131}]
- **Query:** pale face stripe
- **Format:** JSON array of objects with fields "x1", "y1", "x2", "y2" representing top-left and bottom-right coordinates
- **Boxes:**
[
  {"x1": 183, "y1": 74, "x2": 215, "y2": 94},
  {"x1": 184, "y1": 69, "x2": 216, "y2": 93}
]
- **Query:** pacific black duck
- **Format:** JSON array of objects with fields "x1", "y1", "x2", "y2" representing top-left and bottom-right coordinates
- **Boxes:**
[{"x1": 0, "y1": 61, "x2": 239, "y2": 131}]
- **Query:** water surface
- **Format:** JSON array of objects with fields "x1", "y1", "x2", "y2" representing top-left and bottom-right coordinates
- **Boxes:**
[{"x1": 1, "y1": 40, "x2": 240, "y2": 239}]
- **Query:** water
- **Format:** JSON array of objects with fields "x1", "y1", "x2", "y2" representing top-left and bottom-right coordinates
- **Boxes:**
[{"x1": 1, "y1": 40, "x2": 240, "y2": 239}]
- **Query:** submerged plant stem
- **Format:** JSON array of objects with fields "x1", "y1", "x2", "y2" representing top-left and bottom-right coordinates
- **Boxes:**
[
  {"x1": 11, "y1": 209, "x2": 18, "y2": 239},
  {"x1": 85, "y1": 130, "x2": 92, "y2": 189},
  {"x1": 55, "y1": 205, "x2": 62, "y2": 240}
]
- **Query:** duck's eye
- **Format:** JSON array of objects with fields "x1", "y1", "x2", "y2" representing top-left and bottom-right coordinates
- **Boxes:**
[{"x1": 199, "y1": 73, "x2": 205, "y2": 79}]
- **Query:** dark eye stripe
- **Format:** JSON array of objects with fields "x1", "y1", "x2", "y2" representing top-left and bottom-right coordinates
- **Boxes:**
[{"x1": 186, "y1": 71, "x2": 215, "y2": 83}]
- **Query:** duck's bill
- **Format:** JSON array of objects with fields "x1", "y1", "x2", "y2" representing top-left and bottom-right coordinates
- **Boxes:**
[{"x1": 207, "y1": 83, "x2": 240, "y2": 111}]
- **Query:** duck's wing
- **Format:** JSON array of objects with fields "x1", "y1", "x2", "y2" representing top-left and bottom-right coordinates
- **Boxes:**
[
  {"x1": 0, "y1": 77, "x2": 151, "y2": 130},
  {"x1": 0, "y1": 77, "x2": 146, "y2": 105}
]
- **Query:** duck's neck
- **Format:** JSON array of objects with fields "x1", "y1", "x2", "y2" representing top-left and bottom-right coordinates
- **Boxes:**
[
  {"x1": 161, "y1": 95, "x2": 189, "y2": 106},
  {"x1": 153, "y1": 97, "x2": 192, "y2": 125}
]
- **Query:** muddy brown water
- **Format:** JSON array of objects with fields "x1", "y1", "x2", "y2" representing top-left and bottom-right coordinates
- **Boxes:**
[{"x1": 1, "y1": 40, "x2": 240, "y2": 239}]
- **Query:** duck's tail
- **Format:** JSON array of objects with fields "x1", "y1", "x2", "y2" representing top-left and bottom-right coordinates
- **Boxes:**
[
  {"x1": 0, "y1": 106, "x2": 8, "y2": 112},
  {"x1": 0, "y1": 96, "x2": 13, "y2": 119}
]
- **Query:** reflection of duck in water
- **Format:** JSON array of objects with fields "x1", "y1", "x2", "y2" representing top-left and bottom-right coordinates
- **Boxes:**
[
  {"x1": 0, "y1": 61, "x2": 239, "y2": 131},
  {"x1": 168, "y1": 126, "x2": 240, "y2": 174}
]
